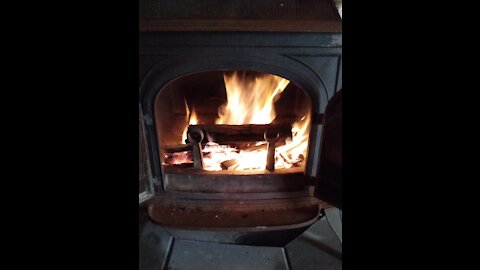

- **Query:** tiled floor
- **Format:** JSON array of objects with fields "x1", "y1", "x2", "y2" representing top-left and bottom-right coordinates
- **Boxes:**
[
  {"x1": 139, "y1": 209, "x2": 342, "y2": 270},
  {"x1": 285, "y1": 215, "x2": 342, "y2": 270},
  {"x1": 168, "y1": 240, "x2": 288, "y2": 270}
]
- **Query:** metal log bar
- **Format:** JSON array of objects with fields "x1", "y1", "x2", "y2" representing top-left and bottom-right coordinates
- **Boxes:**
[
  {"x1": 265, "y1": 130, "x2": 280, "y2": 171},
  {"x1": 187, "y1": 127, "x2": 205, "y2": 170},
  {"x1": 188, "y1": 124, "x2": 292, "y2": 143}
]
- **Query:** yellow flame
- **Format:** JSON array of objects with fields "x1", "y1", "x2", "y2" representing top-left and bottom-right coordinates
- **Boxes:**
[
  {"x1": 175, "y1": 72, "x2": 311, "y2": 171},
  {"x1": 216, "y1": 72, "x2": 290, "y2": 124},
  {"x1": 202, "y1": 142, "x2": 268, "y2": 171},
  {"x1": 200, "y1": 113, "x2": 310, "y2": 171},
  {"x1": 181, "y1": 101, "x2": 198, "y2": 144},
  {"x1": 189, "y1": 109, "x2": 198, "y2": 125},
  {"x1": 276, "y1": 114, "x2": 311, "y2": 168}
]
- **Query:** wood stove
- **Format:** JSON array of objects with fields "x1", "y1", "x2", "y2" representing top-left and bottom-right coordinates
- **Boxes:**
[{"x1": 139, "y1": 0, "x2": 342, "y2": 242}]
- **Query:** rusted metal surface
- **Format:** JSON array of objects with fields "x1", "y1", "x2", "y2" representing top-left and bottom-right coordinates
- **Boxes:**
[
  {"x1": 162, "y1": 144, "x2": 192, "y2": 153},
  {"x1": 140, "y1": 19, "x2": 342, "y2": 33},
  {"x1": 171, "y1": 123, "x2": 293, "y2": 171},
  {"x1": 140, "y1": 0, "x2": 341, "y2": 20},
  {"x1": 147, "y1": 195, "x2": 321, "y2": 229},
  {"x1": 161, "y1": 187, "x2": 313, "y2": 201},
  {"x1": 164, "y1": 167, "x2": 306, "y2": 193},
  {"x1": 160, "y1": 207, "x2": 322, "y2": 246},
  {"x1": 139, "y1": 0, "x2": 342, "y2": 32}
]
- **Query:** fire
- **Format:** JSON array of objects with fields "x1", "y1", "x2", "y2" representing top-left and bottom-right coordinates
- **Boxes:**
[
  {"x1": 216, "y1": 72, "x2": 290, "y2": 124},
  {"x1": 181, "y1": 101, "x2": 198, "y2": 144},
  {"x1": 275, "y1": 114, "x2": 311, "y2": 168},
  {"x1": 172, "y1": 72, "x2": 311, "y2": 171},
  {"x1": 189, "y1": 108, "x2": 198, "y2": 125},
  {"x1": 202, "y1": 142, "x2": 268, "y2": 171}
]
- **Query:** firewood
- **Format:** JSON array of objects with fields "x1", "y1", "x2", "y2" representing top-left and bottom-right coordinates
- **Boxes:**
[
  {"x1": 279, "y1": 152, "x2": 304, "y2": 167},
  {"x1": 163, "y1": 151, "x2": 193, "y2": 166},
  {"x1": 188, "y1": 124, "x2": 292, "y2": 143},
  {"x1": 162, "y1": 144, "x2": 192, "y2": 153},
  {"x1": 233, "y1": 142, "x2": 268, "y2": 151},
  {"x1": 220, "y1": 159, "x2": 239, "y2": 170}
]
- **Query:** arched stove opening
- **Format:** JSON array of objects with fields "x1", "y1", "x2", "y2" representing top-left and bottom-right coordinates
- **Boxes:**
[{"x1": 154, "y1": 70, "x2": 313, "y2": 194}]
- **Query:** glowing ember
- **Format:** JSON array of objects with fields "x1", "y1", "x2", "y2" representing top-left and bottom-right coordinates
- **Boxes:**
[
  {"x1": 170, "y1": 72, "x2": 310, "y2": 171},
  {"x1": 202, "y1": 142, "x2": 268, "y2": 171},
  {"x1": 163, "y1": 151, "x2": 193, "y2": 166},
  {"x1": 276, "y1": 114, "x2": 311, "y2": 169}
]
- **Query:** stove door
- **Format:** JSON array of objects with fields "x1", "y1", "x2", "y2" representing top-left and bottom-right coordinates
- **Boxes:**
[
  {"x1": 315, "y1": 89, "x2": 342, "y2": 209},
  {"x1": 139, "y1": 104, "x2": 155, "y2": 204}
]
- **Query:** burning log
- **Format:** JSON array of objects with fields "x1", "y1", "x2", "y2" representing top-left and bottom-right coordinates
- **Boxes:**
[
  {"x1": 220, "y1": 159, "x2": 239, "y2": 170},
  {"x1": 278, "y1": 152, "x2": 304, "y2": 168},
  {"x1": 188, "y1": 123, "x2": 292, "y2": 144},
  {"x1": 184, "y1": 124, "x2": 294, "y2": 171},
  {"x1": 162, "y1": 144, "x2": 192, "y2": 154},
  {"x1": 233, "y1": 142, "x2": 268, "y2": 151}
]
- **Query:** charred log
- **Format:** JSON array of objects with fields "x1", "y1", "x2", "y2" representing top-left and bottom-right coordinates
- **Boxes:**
[
  {"x1": 162, "y1": 144, "x2": 192, "y2": 153},
  {"x1": 188, "y1": 124, "x2": 292, "y2": 143}
]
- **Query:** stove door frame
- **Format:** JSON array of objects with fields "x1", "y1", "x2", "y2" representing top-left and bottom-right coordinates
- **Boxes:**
[
  {"x1": 139, "y1": 104, "x2": 155, "y2": 204},
  {"x1": 140, "y1": 54, "x2": 329, "y2": 189},
  {"x1": 315, "y1": 89, "x2": 342, "y2": 209},
  {"x1": 139, "y1": 30, "x2": 342, "y2": 194}
]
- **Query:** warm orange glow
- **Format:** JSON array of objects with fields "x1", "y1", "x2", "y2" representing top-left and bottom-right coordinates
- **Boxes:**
[
  {"x1": 200, "y1": 114, "x2": 310, "y2": 171},
  {"x1": 181, "y1": 101, "x2": 198, "y2": 144},
  {"x1": 275, "y1": 114, "x2": 311, "y2": 169},
  {"x1": 202, "y1": 142, "x2": 268, "y2": 171},
  {"x1": 173, "y1": 72, "x2": 310, "y2": 171},
  {"x1": 216, "y1": 72, "x2": 290, "y2": 125},
  {"x1": 189, "y1": 108, "x2": 198, "y2": 125}
]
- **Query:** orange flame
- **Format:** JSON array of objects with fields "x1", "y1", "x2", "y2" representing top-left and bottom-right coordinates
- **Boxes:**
[
  {"x1": 181, "y1": 100, "x2": 198, "y2": 144},
  {"x1": 202, "y1": 142, "x2": 268, "y2": 171},
  {"x1": 275, "y1": 114, "x2": 311, "y2": 168},
  {"x1": 175, "y1": 72, "x2": 311, "y2": 171},
  {"x1": 200, "y1": 114, "x2": 310, "y2": 171},
  {"x1": 205, "y1": 72, "x2": 310, "y2": 171},
  {"x1": 216, "y1": 72, "x2": 290, "y2": 124}
]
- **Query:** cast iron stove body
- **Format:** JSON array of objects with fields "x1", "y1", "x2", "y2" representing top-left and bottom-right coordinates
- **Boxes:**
[{"x1": 139, "y1": 0, "x2": 342, "y2": 244}]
